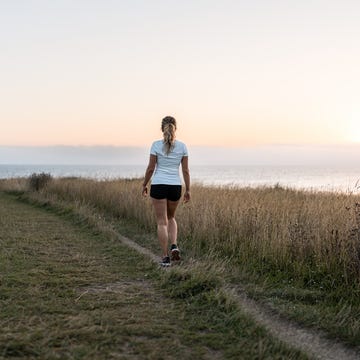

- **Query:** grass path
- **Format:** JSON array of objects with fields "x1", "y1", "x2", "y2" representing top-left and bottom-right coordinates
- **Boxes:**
[
  {"x1": 0, "y1": 192, "x2": 228, "y2": 359},
  {"x1": 0, "y1": 192, "x2": 205, "y2": 359},
  {"x1": 0, "y1": 192, "x2": 311, "y2": 359}
]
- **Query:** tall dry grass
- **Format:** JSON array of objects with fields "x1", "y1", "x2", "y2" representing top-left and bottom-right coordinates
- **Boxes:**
[{"x1": 2, "y1": 176, "x2": 360, "y2": 286}]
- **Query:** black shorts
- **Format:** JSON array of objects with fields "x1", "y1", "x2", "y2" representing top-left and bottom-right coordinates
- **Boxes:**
[{"x1": 150, "y1": 184, "x2": 182, "y2": 201}]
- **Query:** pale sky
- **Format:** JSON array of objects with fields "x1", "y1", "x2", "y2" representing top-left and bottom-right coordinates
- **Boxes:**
[{"x1": 1, "y1": 0, "x2": 360, "y2": 147}]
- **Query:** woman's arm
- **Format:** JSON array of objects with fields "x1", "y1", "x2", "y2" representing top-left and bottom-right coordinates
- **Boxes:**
[
  {"x1": 142, "y1": 154, "x2": 157, "y2": 196},
  {"x1": 181, "y1": 156, "x2": 191, "y2": 203}
]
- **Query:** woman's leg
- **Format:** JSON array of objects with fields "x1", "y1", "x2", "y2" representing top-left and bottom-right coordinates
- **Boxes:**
[
  {"x1": 167, "y1": 200, "x2": 180, "y2": 246},
  {"x1": 152, "y1": 198, "x2": 169, "y2": 257}
]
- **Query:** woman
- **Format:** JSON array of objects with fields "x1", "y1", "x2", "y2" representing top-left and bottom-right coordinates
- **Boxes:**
[{"x1": 142, "y1": 116, "x2": 191, "y2": 267}]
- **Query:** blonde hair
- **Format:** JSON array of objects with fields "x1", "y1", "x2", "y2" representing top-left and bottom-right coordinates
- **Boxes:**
[{"x1": 161, "y1": 116, "x2": 177, "y2": 155}]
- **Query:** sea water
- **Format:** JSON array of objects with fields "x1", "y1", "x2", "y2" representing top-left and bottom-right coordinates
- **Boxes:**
[{"x1": 0, "y1": 164, "x2": 360, "y2": 193}]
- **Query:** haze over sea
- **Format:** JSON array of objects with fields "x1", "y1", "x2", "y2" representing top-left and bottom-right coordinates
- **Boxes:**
[
  {"x1": 1, "y1": 145, "x2": 360, "y2": 193},
  {"x1": 1, "y1": 164, "x2": 360, "y2": 193}
]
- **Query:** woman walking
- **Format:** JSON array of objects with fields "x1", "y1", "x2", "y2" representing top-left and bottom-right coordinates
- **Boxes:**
[{"x1": 142, "y1": 116, "x2": 191, "y2": 267}]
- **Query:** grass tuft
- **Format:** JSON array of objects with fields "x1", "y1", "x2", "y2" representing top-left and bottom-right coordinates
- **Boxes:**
[{"x1": 161, "y1": 261, "x2": 222, "y2": 299}]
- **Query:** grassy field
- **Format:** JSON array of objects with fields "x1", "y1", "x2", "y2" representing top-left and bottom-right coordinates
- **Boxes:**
[
  {"x1": 1, "y1": 175, "x2": 360, "y2": 348},
  {"x1": 7, "y1": 176, "x2": 360, "y2": 285},
  {"x1": 0, "y1": 191, "x2": 308, "y2": 359}
]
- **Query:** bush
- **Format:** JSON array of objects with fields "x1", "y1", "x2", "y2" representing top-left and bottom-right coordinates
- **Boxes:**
[{"x1": 28, "y1": 173, "x2": 53, "y2": 192}]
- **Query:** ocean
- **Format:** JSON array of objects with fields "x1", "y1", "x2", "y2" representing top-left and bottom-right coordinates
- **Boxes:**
[{"x1": 1, "y1": 164, "x2": 360, "y2": 193}]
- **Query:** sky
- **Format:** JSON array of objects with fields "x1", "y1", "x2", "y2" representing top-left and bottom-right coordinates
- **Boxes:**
[{"x1": 1, "y1": 0, "x2": 360, "y2": 151}]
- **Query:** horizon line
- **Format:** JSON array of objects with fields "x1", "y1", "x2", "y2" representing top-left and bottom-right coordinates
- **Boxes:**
[{"x1": 1, "y1": 143, "x2": 360, "y2": 148}]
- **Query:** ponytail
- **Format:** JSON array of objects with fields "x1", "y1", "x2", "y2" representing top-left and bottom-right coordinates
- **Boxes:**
[{"x1": 161, "y1": 116, "x2": 177, "y2": 155}]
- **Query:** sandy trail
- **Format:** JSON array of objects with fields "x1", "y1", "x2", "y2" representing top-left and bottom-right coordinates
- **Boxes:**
[{"x1": 232, "y1": 286, "x2": 360, "y2": 360}]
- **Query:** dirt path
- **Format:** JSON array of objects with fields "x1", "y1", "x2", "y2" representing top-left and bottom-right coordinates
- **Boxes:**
[
  {"x1": 112, "y1": 231, "x2": 360, "y2": 360},
  {"x1": 232, "y1": 287, "x2": 360, "y2": 360}
]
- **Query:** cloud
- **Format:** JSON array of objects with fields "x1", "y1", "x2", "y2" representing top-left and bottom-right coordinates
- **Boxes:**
[{"x1": 0, "y1": 146, "x2": 148, "y2": 165}]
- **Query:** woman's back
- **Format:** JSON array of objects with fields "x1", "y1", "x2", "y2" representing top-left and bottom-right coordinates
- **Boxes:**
[{"x1": 150, "y1": 139, "x2": 188, "y2": 185}]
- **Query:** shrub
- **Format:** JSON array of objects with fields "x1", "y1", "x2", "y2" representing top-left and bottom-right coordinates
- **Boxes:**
[{"x1": 28, "y1": 172, "x2": 53, "y2": 192}]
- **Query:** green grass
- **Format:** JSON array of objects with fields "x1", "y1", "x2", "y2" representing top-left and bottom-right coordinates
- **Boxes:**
[
  {"x1": 0, "y1": 192, "x2": 308, "y2": 359},
  {"x1": 12, "y1": 185, "x2": 360, "y2": 349},
  {"x1": 227, "y1": 262, "x2": 360, "y2": 348},
  {"x1": 168, "y1": 247, "x2": 360, "y2": 351}
]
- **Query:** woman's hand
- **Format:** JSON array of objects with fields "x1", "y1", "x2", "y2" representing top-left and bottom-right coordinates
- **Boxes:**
[
  {"x1": 142, "y1": 185, "x2": 148, "y2": 197},
  {"x1": 183, "y1": 190, "x2": 191, "y2": 203}
]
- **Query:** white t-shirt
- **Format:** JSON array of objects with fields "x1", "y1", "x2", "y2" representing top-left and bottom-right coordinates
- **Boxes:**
[{"x1": 150, "y1": 140, "x2": 188, "y2": 185}]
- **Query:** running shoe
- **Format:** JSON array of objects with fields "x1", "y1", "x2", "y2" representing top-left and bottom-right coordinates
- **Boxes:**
[
  {"x1": 170, "y1": 244, "x2": 181, "y2": 261},
  {"x1": 160, "y1": 256, "x2": 171, "y2": 267}
]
